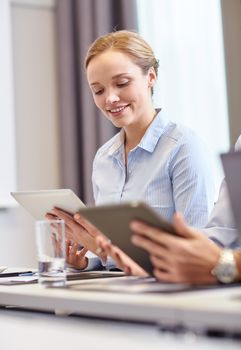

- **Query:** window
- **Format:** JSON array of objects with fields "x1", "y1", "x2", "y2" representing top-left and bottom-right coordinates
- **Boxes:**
[{"x1": 137, "y1": 0, "x2": 230, "y2": 191}]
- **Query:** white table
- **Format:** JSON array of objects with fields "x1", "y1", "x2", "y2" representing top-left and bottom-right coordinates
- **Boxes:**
[
  {"x1": 0, "y1": 308, "x2": 240, "y2": 350},
  {"x1": 0, "y1": 275, "x2": 240, "y2": 327}
]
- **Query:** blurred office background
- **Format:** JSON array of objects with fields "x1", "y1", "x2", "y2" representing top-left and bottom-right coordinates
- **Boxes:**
[{"x1": 0, "y1": 0, "x2": 240, "y2": 267}]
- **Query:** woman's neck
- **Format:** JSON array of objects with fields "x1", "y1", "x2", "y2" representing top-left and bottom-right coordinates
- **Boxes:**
[{"x1": 124, "y1": 108, "x2": 157, "y2": 161}]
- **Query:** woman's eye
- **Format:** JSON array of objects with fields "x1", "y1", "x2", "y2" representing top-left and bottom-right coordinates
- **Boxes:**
[
  {"x1": 117, "y1": 81, "x2": 129, "y2": 88},
  {"x1": 94, "y1": 89, "x2": 103, "y2": 95}
]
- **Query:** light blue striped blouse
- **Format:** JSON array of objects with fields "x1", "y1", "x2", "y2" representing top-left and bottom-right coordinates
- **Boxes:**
[{"x1": 92, "y1": 109, "x2": 215, "y2": 228}]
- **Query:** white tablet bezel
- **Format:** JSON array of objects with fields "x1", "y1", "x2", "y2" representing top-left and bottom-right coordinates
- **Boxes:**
[{"x1": 10, "y1": 189, "x2": 85, "y2": 220}]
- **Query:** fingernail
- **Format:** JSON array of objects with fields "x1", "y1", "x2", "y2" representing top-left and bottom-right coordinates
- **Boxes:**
[
  {"x1": 95, "y1": 247, "x2": 103, "y2": 255},
  {"x1": 130, "y1": 221, "x2": 138, "y2": 229},
  {"x1": 74, "y1": 213, "x2": 80, "y2": 220},
  {"x1": 130, "y1": 235, "x2": 136, "y2": 243}
]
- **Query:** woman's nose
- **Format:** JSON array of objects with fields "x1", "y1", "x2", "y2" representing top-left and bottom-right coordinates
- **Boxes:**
[{"x1": 105, "y1": 90, "x2": 120, "y2": 104}]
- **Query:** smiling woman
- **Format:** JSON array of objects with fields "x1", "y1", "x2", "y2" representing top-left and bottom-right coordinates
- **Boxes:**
[
  {"x1": 51, "y1": 30, "x2": 216, "y2": 271},
  {"x1": 84, "y1": 31, "x2": 215, "y2": 222}
]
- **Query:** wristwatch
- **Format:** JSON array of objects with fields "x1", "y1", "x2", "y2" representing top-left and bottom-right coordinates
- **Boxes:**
[{"x1": 211, "y1": 248, "x2": 238, "y2": 284}]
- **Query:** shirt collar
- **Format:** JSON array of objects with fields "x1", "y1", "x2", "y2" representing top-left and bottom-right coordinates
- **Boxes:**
[
  {"x1": 108, "y1": 109, "x2": 169, "y2": 156},
  {"x1": 107, "y1": 129, "x2": 125, "y2": 156},
  {"x1": 138, "y1": 109, "x2": 169, "y2": 152}
]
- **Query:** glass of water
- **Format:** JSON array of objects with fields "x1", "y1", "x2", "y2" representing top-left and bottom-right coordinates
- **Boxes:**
[{"x1": 35, "y1": 219, "x2": 66, "y2": 287}]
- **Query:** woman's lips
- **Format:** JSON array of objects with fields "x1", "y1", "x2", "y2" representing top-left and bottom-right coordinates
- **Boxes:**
[{"x1": 108, "y1": 104, "x2": 129, "y2": 116}]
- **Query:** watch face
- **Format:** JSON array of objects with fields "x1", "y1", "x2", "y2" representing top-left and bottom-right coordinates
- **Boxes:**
[
  {"x1": 212, "y1": 249, "x2": 238, "y2": 284},
  {"x1": 215, "y1": 263, "x2": 237, "y2": 284}
]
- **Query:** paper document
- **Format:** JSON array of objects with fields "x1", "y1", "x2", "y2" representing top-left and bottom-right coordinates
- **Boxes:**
[{"x1": 0, "y1": 275, "x2": 38, "y2": 285}]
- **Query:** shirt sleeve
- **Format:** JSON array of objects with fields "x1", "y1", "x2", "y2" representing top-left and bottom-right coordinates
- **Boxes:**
[
  {"x1": 74, "y1": 251, "x2": 117, "y2": 271},
  {"x1": 202, "y1": 135, "x2": 241, "y2": 248},
  {"x1": 169, "y1": 133, "x2": 216, "y2": 228},
  {"x1": 202, "y1": 178, "x2": 239, "y2": 247}
]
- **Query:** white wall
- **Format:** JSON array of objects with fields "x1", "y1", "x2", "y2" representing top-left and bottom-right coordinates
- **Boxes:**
[
  {"x1": 137, "y1": 0, "x2": 230, "y2": 192},
  {"x1": 0, "y1": 0, "x2": 60, "y2": 268},
  {"x1": 0, "y1": 1, "x2": 16, "y2": 207}
]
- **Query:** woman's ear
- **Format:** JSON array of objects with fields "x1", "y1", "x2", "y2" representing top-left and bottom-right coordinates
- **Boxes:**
[{"x1": 147, "y1": 67, "x2": 157, "y2": 88}]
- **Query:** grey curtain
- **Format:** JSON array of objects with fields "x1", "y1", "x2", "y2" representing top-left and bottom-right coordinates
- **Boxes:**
[{"x1": 56, "y1": 0, "x2": 138, "y2": 204}]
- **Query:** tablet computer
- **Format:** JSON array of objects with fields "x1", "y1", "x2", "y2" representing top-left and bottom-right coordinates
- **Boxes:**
[
  {"x1": 10, "y1": 189, "x2": 85, "y2": 220},
  {"x1": 79, "y1": 201, "x2": 176, "y2": 274}
]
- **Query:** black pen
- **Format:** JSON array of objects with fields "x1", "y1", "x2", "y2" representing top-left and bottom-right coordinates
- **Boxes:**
[{"x1": 0, "y1": 271, "x2": 33, "y2": 278}]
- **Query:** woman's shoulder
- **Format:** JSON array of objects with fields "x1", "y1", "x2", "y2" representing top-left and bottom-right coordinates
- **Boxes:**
[
  {"x1": 163, "y1": 121, "x2": 201, "y2": 147},
  {"x1": 154, "y1": 110, "x2": 200, "y2": 147}
]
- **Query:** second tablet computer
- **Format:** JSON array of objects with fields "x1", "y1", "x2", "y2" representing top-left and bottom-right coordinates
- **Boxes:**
[
  {"x1": 10, "y1": 189, "x2": 85, "y2": 220},
  {"x1": 79, "y1": 201, "x2": 176, "y2": 274}
]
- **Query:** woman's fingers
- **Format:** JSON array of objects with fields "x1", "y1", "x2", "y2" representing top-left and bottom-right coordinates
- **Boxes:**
[
  {"x1": 67, "y1": 241, "x2": 79, "y2": 263},
  {"x1": 74, "y1": 213, "x2": 100, "y2": 237},
  {"x1": 45, "y1": 212, "x2": 58, "y2": 220},
  {"x1": 49, "y1": 208, "x2": 99, "y2": 252},
  {"x1": 51, "y1": 208, "x2": 75, "y2": 229},
  {"x1": 66, "y1": 241, "x2": 88, "y2": 269},
  {"x1": 96, "y1": 236, "x2": 126, "y2": 269},
  {"x1": 65, "y1": 226, "x2": 77, "y2": 243},
  {"x1": 95, "y1": 235, "x2": 109, "y2": 248},
  {"x1": 96, "y1": 236, "x2": 148, "y2": 276},
  {"x1": 65, "y1": 240, "x2": 72, "y2": 257}
]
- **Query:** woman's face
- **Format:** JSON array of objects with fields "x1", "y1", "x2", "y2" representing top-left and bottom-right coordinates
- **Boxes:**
[{"x1": 86, "y1": 49, "x2": 156, "y2": 129}]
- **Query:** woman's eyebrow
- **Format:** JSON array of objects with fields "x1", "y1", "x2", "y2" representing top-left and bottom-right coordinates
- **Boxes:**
[
  {"x1": 90, "y1": 82, "x2": 100, "y2": 86},
  {"x1": 90, "y1": 73, "x2": 130, "y2": 86},
  {"x1": 112, "y1": 73, "x2": 130, "y2": 80}
]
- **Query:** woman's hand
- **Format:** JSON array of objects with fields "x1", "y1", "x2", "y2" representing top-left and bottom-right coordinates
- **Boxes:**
[
  {"x1": 46, "y1": 208, "x2": 107, "y2": 262},
  {"x1": 96, "y1": 236, "x2": 148, "y2": 277},
  {"x1": 130, "y1": 213, "x2": 221, "y2": 284},
  {"x1": 66, "y1": 240, "x2": 88, "y2": 270}
]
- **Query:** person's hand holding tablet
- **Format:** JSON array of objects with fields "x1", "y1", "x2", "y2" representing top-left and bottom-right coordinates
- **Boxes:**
[
  {"x1": 46, "y1": 208, "x2": 108, "y2": 268},
  {"x1": 96, "y1": 235, "x2": 148, "y2": 276}
]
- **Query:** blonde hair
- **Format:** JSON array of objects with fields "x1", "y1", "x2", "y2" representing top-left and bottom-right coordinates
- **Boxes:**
[{"x1": 85, "y1": 30, "x2": 159, "y2": 79}]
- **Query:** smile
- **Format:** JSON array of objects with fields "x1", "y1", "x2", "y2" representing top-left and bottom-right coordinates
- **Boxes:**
[{"x1": 108, "y1": 105, "x2": 128, "y2": 113}]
